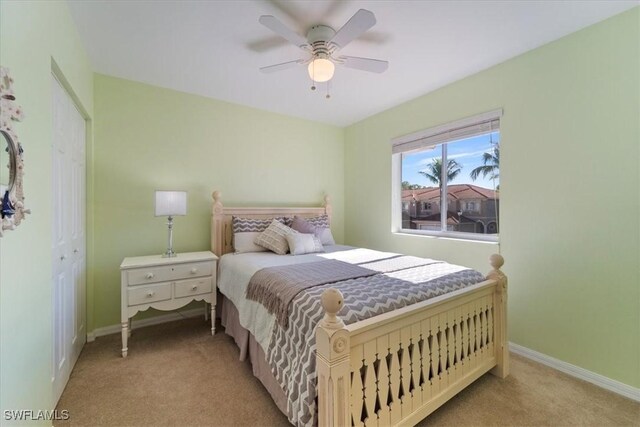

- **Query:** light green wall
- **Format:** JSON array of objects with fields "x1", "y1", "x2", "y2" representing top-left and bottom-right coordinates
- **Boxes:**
[
  {"x1": 344, "y1": 8, "x2": 639, "y2": 388},
  {"x1": 0, "y1": 0, "x2": 94, "y2": 420},
  {"x1": 91, "y1": 74, "x2": 344, "y2": 329}
]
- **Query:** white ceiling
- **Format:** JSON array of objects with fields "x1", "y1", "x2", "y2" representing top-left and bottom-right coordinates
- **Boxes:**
[{"x1": 68, "y1": 0, "x2": 638, "y2": 127}]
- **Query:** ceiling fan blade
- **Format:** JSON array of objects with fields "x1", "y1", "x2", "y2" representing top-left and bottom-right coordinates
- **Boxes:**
[
  {"x1": 329, "y1": 9, "x2": 376, "y2": 50},
  {"x1": 338, "y1": 56, "x2": 389, "y2": 73},
  {"x1": 258, "y1": 15, "x2": 309, "y2": 50},
  {"x1": 259, "y1": 59, "x2": 304, "y2": 74}
]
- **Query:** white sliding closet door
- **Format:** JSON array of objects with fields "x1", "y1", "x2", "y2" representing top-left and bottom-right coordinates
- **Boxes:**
[{"x1": 51, "y1": 74, "x2": 86, "y2": 404}]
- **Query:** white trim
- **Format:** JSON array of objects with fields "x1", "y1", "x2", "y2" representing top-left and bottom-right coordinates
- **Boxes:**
[
  {"x1": 509, "y1": 342, "x2": 640, "y2": 402},
  {"x1": 391, "y1": 108, "x2": 502, "y2": 153},
  {"x1": 86, "y1": 307, "x2": 204, "y2": 342},
  {"x1": 390, "y1": 153, "x2": 402, "y2": 233},
  {"x1": 395, "y1": 229, "x2": 499, "y2": 243}
]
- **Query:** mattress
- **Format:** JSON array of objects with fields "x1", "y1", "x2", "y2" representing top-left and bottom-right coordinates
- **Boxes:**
[{"x1": 217, "y1": 245, "x2": 485, "y2": 426}]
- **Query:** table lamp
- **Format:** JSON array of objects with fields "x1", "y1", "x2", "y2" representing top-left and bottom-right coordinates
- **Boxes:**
[{"x1": 155, "y1": 190, "x2": 187, "y2": 257}]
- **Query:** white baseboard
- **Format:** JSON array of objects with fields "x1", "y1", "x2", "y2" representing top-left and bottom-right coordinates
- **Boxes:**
[
  {"x1": 509, "y1": 342, "x2": 639, "y2": 402},
  {"x1": 86, "y1": 308, "x2": 205, "y2": 342}
]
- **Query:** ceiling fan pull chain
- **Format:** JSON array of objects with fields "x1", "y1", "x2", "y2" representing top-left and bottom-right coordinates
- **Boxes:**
[
  {"x1": 326, "y1": 80, "x2": 331, "y2": 99},
  {"x1": 311, "y1": 60, "x2": 316, "y2": 91}
]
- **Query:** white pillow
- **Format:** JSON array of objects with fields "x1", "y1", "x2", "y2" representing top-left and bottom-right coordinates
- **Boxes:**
[
  {"x1": 233, "y1": 232, "x2": 267, "y2": 254},
  {"x1": 316, "y1": 228, "x2": 335, "y2": 246},
  {"x1": 286, "y1": 232, "x2": 324, "y2": 256},
  {"x1": 254, "y1": 220, "x2": 295, "y2": 255}
]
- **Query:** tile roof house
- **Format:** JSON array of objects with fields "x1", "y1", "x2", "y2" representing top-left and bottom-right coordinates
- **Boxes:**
[{"x1": 401, "y1": 184, "x2": 499, "y2": 233}]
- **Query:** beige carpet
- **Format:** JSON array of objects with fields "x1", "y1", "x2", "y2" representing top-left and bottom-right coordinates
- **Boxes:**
[{"x1": 55, "y1": 317, "x2": 639, "y2": 427}]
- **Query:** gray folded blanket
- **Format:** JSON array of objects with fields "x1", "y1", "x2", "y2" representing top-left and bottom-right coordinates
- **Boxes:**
[{"x1": 246, "y1": 259, "x2": 377, "y2": 328}]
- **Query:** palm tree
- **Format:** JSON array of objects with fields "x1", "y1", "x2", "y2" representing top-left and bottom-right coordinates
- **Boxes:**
[
  {"x1": 402, "y1": 181, "x2": 425, "y2": 190},
  {"x1": 419, "y1": 158, "x2": 462, "y2": 189},
  {"x1": 470, "y1": 146, "x2": 499, "y2": 181}
]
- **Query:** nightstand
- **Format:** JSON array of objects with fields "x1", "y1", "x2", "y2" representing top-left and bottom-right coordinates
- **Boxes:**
[{"x1": 119, "y1": 251, "x2": 218, "y2": 357}]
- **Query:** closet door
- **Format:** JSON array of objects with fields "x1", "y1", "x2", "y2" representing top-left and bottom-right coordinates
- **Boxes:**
[{"x1": 51, "y1": 74, "x2": 86, "y2": 404}]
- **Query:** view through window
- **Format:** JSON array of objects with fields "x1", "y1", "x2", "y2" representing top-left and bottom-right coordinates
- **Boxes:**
[{"x1": 401, "y1": 131, "x2": 500, "y2": 236}]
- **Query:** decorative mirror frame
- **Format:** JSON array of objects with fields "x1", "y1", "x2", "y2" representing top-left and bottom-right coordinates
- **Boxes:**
[{"x1": 0, "y1": 66, "x2": 30, "y2": 237}]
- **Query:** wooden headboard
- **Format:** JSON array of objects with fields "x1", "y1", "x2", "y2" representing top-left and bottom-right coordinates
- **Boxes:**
[{"x1": 210, "y1": 191, "x2": 332, "y2": 257}]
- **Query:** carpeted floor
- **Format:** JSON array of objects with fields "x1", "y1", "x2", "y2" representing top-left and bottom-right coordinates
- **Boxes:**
[{"x1": 55, "y1": 317, "x2": 639, "y2": 427}]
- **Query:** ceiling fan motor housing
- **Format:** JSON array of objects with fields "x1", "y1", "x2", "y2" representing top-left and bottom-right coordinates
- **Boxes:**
[{"x1": 307, "y1": 25, "x2": 336, "y2": 59}]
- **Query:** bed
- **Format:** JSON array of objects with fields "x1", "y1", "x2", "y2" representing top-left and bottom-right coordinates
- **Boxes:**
[{"x1": 210, "y1": 191, "x2": 509, "y2": 427}]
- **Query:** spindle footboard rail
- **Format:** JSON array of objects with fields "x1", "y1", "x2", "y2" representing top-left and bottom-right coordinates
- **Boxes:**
[{"x1": 316, "y1": 255, "x2": 508, "y2": 427}]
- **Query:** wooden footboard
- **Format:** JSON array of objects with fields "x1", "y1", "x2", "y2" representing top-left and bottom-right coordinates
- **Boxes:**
[{"x1": 316, "y1": 255, "x2": 508, "y2": 427}]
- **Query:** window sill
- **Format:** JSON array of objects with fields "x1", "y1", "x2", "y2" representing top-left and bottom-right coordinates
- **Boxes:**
[{"x1": 394, "y1": 229, "x2": 499, "y2": 244}]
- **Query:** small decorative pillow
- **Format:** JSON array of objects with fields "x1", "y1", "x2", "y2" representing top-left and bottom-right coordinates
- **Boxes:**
[
  {"x1": 290, "y1": 216, "x2": 317, "y2": 235},
  {"x1": 286, "y1": 232, "x2": 324, "y2": 256},
  {"x1": 301, "y1": 214, "x2": 335, "y2": 245},
  {"x1": 254, "y1": 219, "x2": 295, "y2": 255},
  {"x1": 233, "y1": 216, "x2": 287, "y2": 253}
]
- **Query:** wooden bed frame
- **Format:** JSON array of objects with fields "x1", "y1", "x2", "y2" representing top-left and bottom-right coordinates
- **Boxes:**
[{"x1": 210, "y1": 191, "x2": 509, "y2": 427}]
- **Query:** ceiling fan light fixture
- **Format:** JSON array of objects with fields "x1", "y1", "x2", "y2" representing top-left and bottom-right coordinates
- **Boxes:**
[{"x1": 308, "y1": 58, "x2": 335, "y2": 83}]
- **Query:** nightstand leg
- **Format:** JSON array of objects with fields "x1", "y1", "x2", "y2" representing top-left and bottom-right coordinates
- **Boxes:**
[
  {"x1": 121, "y1": 321, "x2": 129, "y2": 358},
  {"x1": 211, "y1": 305, "x2": 216, "y2": 336}
]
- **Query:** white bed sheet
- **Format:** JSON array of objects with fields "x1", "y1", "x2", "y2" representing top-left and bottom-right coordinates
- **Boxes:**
[{"x1": 217, "y1": 245, "x2": 402, "y2": 353}]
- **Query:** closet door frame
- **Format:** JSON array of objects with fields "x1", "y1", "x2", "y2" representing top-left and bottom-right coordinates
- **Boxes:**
[{"x1": 51, "y1": 71, "x2": 88, "y2": 405}]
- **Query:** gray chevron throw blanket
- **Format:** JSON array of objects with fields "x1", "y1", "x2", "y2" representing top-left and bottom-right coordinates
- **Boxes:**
[
  {"x1": 246, "y1": 260, "x2": 378, "y2": 328},
  {"x1": 261, "y1": 256, "x2": 486, "y2": 427}
]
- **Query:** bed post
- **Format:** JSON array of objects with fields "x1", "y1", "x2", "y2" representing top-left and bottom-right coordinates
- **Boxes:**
[
  {"x1": 323, "y1": 194, "x2": 332, "y2": 223},
  {"x1": 316, "y1": 288, "x2": 350, "y2": 427},
  {"x1": 487, "y1": 254, "x2": 509, "y2": 378},
  {"x1": 211, "y1": 191, "x2": 224, "y2": 257}
]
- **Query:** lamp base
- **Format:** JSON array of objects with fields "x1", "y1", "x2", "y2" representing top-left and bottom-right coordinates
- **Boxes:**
[{"x1": 162, "y1": 216, "x2": 177, "y2": 258}]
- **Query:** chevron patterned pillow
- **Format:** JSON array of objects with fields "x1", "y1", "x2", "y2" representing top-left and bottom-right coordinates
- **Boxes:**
[
  {"x1": 232, "y1": 216, "x2": 287, "y2": 233},
  {"x1": 232, "y1": 216, "x2": 291, "y2": 253}
]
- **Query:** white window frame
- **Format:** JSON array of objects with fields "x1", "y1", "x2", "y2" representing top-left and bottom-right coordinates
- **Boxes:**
[{"x1": 391, "y1": 110, "x2": 502, "y2": 243}]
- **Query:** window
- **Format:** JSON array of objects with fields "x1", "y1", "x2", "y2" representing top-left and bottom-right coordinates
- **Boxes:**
[
  {"x1": 391, "y1": 110, "x2": 501, "y2": 241},
  {"x1": 464, "y1": 201, "x2": 478, "y2": 212}
]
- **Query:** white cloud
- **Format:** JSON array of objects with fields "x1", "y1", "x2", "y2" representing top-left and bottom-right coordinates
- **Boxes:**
[{"x1": 448, "y1": 149, "x2": 489, "y2": 160}]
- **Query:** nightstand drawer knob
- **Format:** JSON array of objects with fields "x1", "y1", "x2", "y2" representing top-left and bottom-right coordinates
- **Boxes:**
[
  {"x1": 190, "y1": 268, "x2": 198, "y2": 274},
  {"x1": 145, "y1": 272, "x2": 155, "y2": 279},
  {"x1": 191, "y1": 285, "x2": 198, "y2": 291},
  {"x1": 146, "y1": 291, "x2": 155, "y2": 297}
]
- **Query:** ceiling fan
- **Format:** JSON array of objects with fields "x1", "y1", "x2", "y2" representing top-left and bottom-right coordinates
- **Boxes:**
[{"x1": 258, "y1": 9, "x2": 389, "y2": 97}]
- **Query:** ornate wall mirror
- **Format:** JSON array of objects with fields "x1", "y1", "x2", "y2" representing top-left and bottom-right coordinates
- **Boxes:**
[{"x1": 1, "y1": 66, "x2": 29, "y2": 237}]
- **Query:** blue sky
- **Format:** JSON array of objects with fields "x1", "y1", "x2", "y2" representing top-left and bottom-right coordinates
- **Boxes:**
[{"x1": 402, "y1": 132, "x2": 500, "y2": 190}]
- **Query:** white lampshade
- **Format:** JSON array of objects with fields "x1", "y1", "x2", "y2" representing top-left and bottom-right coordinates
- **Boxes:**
[
  {"x1": 307, "y1": 58, "x2": 335, "y2": 83},
  {"x1": 155, "y1": 191, "x2": 187, "y2": 217}
]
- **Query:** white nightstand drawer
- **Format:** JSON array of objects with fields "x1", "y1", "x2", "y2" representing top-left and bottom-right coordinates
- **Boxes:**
[
  {"x1": 127, "y1": 261, "x2": 213, "y2": 285},
  {"x1": 171, "y1": 261, "x2": 213, "y2": 280},
  {"x1": 127, "y1": 266, "x2": 174, "y2": 286},
  {"x1": 174, "y1": 277, "x2": 213, "y2": 298},
  {"x1": 128, "y1": 283, "x2": 172, "y2": 306}
]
